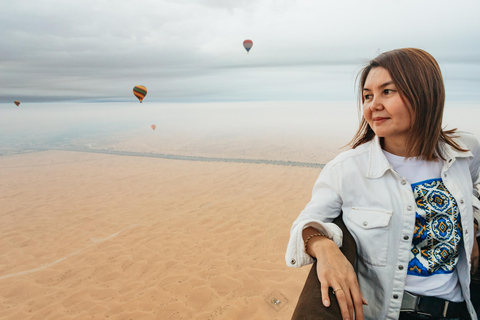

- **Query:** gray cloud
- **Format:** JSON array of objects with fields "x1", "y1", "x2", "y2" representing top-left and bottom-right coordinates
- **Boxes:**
[{"x1": 1, "y1": 0, "x2": 480, "y2": 102}]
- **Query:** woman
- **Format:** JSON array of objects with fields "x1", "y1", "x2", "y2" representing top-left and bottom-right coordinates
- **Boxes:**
[{"x1": 286, "y1": 48, "x2": 480, "y2": 320}]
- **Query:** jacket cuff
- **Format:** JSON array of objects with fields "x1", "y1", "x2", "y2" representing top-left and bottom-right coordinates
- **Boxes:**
[{"x1": 304, "y1": 221, "x2": 343, "y2": 248}]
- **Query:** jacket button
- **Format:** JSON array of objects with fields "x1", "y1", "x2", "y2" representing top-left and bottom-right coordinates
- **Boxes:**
[
  {"x1": 407, "y1": 205, "x2": 413, "y2": 211},
  {"x1": 393, "y1": 294, "x2": 399, "y2": 299},
  {"x1": 398, "y1": 265, "x2": 404, "y2": 270},
  {"x1": 363, "y1": 221, "x2": 368, "y2": 226},
  {"x1": 291, "y1": 259, "x2": 296, "y2": 265},
  {"x1": 403, "y1": 235, "x2": 409, "y2": 240},
  {"x1": 401, "y1": 180, "x2": 407, "y2": 185},
  {"x1": 444, "y1": 173, "x2": 447, "y2": 178},
  {"x1": 460, "y1": 199, "x2": 465, "y2": 204}
]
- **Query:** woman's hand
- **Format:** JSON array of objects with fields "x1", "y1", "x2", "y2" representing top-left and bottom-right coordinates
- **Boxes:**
[{"x1": 304, "y1": 227, "x2": 366, "y2": 320}]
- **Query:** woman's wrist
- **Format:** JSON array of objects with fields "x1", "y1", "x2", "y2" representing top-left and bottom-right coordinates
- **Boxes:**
[{"x1": 303, "y1": 227, "x2": 332, "y2": 258}]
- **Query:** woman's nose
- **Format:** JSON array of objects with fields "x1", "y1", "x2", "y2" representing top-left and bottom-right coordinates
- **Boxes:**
[{"x1": 370, "y1": 96, "x2": 384, "y2": 111}]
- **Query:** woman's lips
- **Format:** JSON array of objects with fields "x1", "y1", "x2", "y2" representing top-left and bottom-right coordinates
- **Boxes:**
[{"x1": 373, "y1": 117, "x2": 389, "y2": 122}]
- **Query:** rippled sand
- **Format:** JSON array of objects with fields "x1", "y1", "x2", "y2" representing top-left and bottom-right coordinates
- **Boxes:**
[{"x1": 0, "y1": 150, "x2": 324, "y2": 319}]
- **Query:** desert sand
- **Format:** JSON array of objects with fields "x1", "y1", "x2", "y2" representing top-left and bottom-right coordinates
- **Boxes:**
[{"x1": 0, "y1": 150, "x2": 323, "y2": 319}]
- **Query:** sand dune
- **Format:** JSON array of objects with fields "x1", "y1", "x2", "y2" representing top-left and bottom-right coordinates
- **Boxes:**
[{"x1": 0, "y1": 150, "x2": 320, "y2": 319}]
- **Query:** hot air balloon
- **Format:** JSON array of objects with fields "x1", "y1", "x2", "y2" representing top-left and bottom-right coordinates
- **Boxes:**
[
  {"x1": 133, "y1": 85, "x2": 147, "y2": 103},
  {"x1": 243, "y1": 40, "x2": 253, "y2": 54},
  {"x1": 14, "y1": 100, "x2": 20, "y2": 106},
  {"x1": 151, "y1": 124, "x2": 156, "y2": 130}
]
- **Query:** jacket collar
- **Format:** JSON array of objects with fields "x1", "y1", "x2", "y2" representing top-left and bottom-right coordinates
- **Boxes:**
[
  {"x1": 366, "y1": 135, "x2": 473, "y2": 179},
  {"x1": 366, "y1": 136, "x2": 392, "y2": 179},
  {"x1": 441, "y1": 137, "x2": 473, "y2": 162}
]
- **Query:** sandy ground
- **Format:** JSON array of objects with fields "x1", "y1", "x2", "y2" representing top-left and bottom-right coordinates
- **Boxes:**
[
  {"x1": 78, "y1": 128, "x2": 349, "y2": 166},
  {"x1": 0, "y1": 150, "x2": 322, "y2": 319}
]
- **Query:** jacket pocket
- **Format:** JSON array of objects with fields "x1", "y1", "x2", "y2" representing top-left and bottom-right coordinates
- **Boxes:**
[{"x1": 348, "y1": 207, "x2": 392, "y2": 267}]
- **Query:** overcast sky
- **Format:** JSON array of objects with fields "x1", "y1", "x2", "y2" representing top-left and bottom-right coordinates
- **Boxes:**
[{"x1": 1, "y1": 0, "x2": 479, "y2": 103}]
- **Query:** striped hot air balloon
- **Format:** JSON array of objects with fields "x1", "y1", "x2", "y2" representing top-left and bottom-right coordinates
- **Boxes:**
[
  {"x1": 243, "y1": 40, "x2": 253, "y2": 54},
  {"x1": 151, "y1": 124, "x2": 156, "y2": 130},
  {"x1": 133, "y1": 85, "x2": 147, "y2": 103},
  {"x1": 14, "y1": 100, "x2": 20, "y2": 106}
]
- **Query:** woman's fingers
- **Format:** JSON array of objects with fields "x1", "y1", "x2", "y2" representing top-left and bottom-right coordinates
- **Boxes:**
[
  {"x1": 334, "y1": 286, "x2": 366, "y2": 320},
  {"x1": 313, "y1": 240, "x2": 364, "y2": 319},
  {"x1": 318, "y1": 274, "x2": 364, "y2": 319},
  {"x1": 320, "y1": 279, "x2": 362, "y2": 320},
  {"x1": 320, "y1": 282, "x2": 331, "y2": 307},
  {"x1": 334, "y1": 287, "x2": 354, "y2": 320},
  {"x1": 350, "y1": 285, "x2": 366, "y2": 319},
  {"x1": 362, "y1": 296, "x2": 369, "y2": 306}
]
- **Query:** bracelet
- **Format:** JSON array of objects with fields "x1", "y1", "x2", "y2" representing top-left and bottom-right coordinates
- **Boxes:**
[{"x1": 304, "y1": 233, "x2": 329, "y2": 256}]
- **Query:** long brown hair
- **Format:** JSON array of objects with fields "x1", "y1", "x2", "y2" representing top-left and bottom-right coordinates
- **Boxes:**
[{"x1": 350, "y1": 48, "x2": 466, "y2": 160}]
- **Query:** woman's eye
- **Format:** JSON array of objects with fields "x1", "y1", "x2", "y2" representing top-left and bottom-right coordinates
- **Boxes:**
[
  {"x1": 384, "y1": 89, "x2": 393, "y2": 94},
  {"x1": 364, "y1": 94, "x2": 372, "y2": 100}
]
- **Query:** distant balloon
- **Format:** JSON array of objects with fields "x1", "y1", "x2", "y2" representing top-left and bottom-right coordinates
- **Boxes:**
[
  {"x1": 151, "y1": 124, "x2": 156, "y2": 130},
  {"x1": 14, "y1": 100, "x2": 20, "y2": 106},
  {"x1": 243, "y1": 40, "x2": 253, "y2": 54},
  {"x1": 133, "y1": 85, "x2": 147, "y2": 103}
]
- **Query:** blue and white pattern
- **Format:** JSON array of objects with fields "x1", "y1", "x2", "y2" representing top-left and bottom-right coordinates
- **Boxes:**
[{"x1": 408, "y1": 179, "x2": 462, "y2": 276}]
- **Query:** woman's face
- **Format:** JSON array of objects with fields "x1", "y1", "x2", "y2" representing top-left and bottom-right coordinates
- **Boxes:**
[{"x1": 362, "y1": 67, "x2": 413, "y2": 155}]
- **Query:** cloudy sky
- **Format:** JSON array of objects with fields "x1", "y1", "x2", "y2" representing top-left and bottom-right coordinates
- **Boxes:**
[{"x1": 1, "y1": 0, "x2": 480, "y2": 103}]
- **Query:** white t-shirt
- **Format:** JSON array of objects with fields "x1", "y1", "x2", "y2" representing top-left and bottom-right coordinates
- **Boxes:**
[{"x1": 383, "y1": 150, "x2": 463, "y2": 302}]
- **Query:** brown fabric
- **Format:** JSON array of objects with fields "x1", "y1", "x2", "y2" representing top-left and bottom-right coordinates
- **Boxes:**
[
  {"x1": 470, "y1": 236, "x2": 480, "y2": 315},
  {"x1": 292, "y1": 214, "x2": 357, "y2": 320},
  {"x1": 472, "y1": 237, "x2": 480, "y2": 284}
]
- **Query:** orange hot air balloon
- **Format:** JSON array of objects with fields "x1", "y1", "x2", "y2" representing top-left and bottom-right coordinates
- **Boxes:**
[
  {"x1": 14, "y1": 100, "x2": 20, "y2": 106},
  {"x1": 151, "y1": 124, "x2": 156, "y2": 130},
  {"x1": 133, "y1": 85, "x2": 147, "y2": 103}
]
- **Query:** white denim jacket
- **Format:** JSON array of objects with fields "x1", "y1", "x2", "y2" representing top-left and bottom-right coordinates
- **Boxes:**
[{"x1": 286, "y1": 133, "x2": 480, "y2": 320}]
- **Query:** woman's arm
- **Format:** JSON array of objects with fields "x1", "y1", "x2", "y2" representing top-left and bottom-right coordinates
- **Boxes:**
[
  {"x1": 286, "y1": 163, "x2": 345, "y2": 268},
  {"x1": 287, "y1": 160, "x2": 366, "y2": 319}
]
